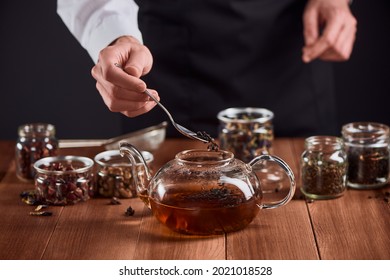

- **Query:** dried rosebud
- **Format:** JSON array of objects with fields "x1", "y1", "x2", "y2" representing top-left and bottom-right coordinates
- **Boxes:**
[{"x1": 125, "y1": 206, "x2": 135, "y2": 216}]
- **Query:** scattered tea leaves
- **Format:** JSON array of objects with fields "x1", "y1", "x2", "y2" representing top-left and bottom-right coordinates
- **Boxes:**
[
  {"x1": 125, "y1": 206, "x2": 135, "y2": 216},
  {"x1": 109, "y1": 197, "x2": 121, "y2": 205},
  {"x1": 29, "y1": 211, "x2": 52, "y2": 216}
]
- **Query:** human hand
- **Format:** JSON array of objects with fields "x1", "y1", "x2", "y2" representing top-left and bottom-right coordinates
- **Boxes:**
[
  {"x1": 302, "y1": 0, "x2": 357, "y2": 63},
  {"x1": 91, "y1": 36, "x2": 159, "y2": 117}
]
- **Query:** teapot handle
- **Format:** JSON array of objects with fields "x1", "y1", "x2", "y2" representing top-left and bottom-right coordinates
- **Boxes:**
[
  {"x1": 248, "y1": 154, "x2": 296, "y2": 209},
  {"x1": 119, "y1": 142, "x2": 153, "y2": 203}
]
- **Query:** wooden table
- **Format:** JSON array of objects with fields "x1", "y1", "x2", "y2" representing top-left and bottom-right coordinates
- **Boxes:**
[{"x1": 0, "y1": 138, "x2": 389, "y2": 260}]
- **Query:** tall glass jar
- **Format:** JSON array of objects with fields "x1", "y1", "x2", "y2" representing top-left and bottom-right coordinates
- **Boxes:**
[
  {"x1": 217, "y1": 108, "x2": 274, "y2": 162},
  {"x1": 342, "y1": 122, "x2": 390, "y2": 189},
  {"x1": 301, "y1": 136, "x2": 347, "y2": 199},
  {"x1": 15, "y1": 123, "x2": 58, "y2": 181}
]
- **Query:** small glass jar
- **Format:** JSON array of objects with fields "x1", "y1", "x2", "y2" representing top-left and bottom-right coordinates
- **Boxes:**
[
  {"x1": 15, "y1": 123, "x2": 59, "y2": 181},
  {"x1": 342, "y1": 122, "x2": 390, "y2": 189},
  {"x1": 33, "y1": 156, "x2": 94, "y2": 205},
  {"x1": 94, "y1": 150, "x2": 154, "y2": 198},
  {"x1": 301, "y1": 136, "x2": 347, "y2": 199},
  {"x1": 217, "y1": 108, "x2": 274, "y2": 162}
]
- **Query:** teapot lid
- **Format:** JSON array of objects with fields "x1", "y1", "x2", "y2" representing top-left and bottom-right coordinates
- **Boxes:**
[{"x1": 175, "y1": 149, "x2": 234, "y2": 165}]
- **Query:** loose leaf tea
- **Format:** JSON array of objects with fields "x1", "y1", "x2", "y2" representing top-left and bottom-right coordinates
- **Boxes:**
[
  {"x1": 300, "y1": 136, "x2": 347, "y2": 199},
  {"x1": 96, "y1": 165, "x2": 142, "y2": 198},
  {"x1": 301, "y1": 159, "x2": 347, "y2": 197},
  {"x1": 342, "y1": 122, "x2": 390, "y2": 189},
  {"x1": 218, "y1": 112, "x2": 273, "y2": 161},
  {"x1": 196, "y1": 131, "x2": 219, "y2": 151},
  {"x1": 94, "y1": 150, "x2": 153, "y2": 198},
  {"x1": 125, "y1": 206, "x2": 135, "y2": 216},
  {"x1": 346, "y1": 146, "x2": 389, "y2": 187},
  {"x1": 184, "y1": 185, "x2": 244, "y2": 207},
  {"x1": 34, "y1": 205, "x2": 48, "y2": 211},
  {"x1": 29, "y1": 211, "x2": 53, "y2": 216},
  {"x1": 28, "y1": 204, "x2": 52, "y2": 217},
  {"x1": 368, "y1": 191, "x2": 390, "y2": 204},
  {"x1": 109, "y1": 197, "x2": 121, "y2": 205},
  {"x1": 20, "y1": 190, "x2": 38, "y2": 205}
]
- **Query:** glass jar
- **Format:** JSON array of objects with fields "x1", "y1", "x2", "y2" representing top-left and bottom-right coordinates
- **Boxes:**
[
  {"x1": 342, "y1": 122, "x2": 390, "y2": 189},
  {"x1": 33, "y1": 156, "x2": 94, "y2": 205},
  {"x1": 301, "y1": 136, "x2": 347, "y2": 199},
  {"x1": 94, "y1": 150, "x2": 154, "y2": 198},
  {"x1": 15, "y1": 123, "x2": 59, "y2": 181},
  {"x1": 217, "y1": 108, "x2": 274, "y2": 162}
]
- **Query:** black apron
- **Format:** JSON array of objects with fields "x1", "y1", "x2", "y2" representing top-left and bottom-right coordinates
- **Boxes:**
[{"x1": 124, "y1": 0, "x2": 337, "y2": 137}]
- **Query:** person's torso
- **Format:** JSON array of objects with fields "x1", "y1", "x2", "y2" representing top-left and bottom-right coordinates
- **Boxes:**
[{"x1": 126, "y1": 0, "x2": 336, "y2": 137}]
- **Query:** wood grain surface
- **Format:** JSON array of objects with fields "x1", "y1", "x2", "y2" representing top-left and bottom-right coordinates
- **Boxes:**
[{"x1": 0, "y1": 139, "x2": 389, "y2": 260}]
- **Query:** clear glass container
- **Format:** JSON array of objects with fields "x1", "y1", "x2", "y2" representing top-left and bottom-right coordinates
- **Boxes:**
[
  {"x1": 342, "y1": 122, "x2": 390, "y2": 189},
  {"x1": 301, "y1": 136, "x2": 347, "y2": 199},
  {"x1": 119, "y1": 142, "x2": 296, "y2": 235},
  {"x1": 15, "y1": 123, "x2": 58, "y2": 181},
  {"x1": 94, "y1": 150, "x2": 153, "y2": 198},
  {"x1": 217, "y1": 108, "x2": 274, "y2": 162},
  {"x1": 33, "y1": 156, "x2": 94, "y2": 205}
]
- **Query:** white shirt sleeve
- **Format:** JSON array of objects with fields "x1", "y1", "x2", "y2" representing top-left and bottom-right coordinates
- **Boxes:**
[{"x1": 57, "y1": 0, "x2": 143, "y2": 63}]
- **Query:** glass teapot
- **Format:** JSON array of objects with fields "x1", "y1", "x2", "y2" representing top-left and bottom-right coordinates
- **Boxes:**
[{"x1": 119, "y1": 142, "x2": 296, "y2": 235}]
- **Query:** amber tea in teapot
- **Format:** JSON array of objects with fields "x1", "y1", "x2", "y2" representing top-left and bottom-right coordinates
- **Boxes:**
[
  {"x1": 120, "y1": 142, "x2": 295, "y2": 235},
  {"x1": 149, "y1": 183, "x2": 262, "y2": 235}
]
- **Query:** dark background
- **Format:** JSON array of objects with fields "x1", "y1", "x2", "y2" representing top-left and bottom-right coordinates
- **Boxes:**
[{"x1": 0, "y1": 1, "x2": 389, "y2": 140}]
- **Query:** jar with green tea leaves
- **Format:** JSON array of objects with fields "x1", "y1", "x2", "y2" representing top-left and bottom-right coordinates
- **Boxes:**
[
  {"x1": 301, "y1": 136, "x2": 347, "y2": 200},
  {"x1": 342, "y1": 122, "x2": 390, "y2": 189}
]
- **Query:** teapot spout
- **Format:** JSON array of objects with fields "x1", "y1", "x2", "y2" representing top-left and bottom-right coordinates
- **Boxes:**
[{"x1": 119, "y1": 142, "x2": 153, "y2": 206}]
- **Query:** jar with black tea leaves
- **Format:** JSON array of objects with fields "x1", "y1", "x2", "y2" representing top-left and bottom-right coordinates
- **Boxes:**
[
  {"x1": 301, "y1": 136, "x2": 347, "y2": 199},
  {"x1": 342, "y1": 122, "x2": 390, "y2": 189}
]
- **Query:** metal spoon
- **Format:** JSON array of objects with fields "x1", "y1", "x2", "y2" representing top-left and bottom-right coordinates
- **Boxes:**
[{"x1": 143, "y1": 89, "x2": 209, "y2": 143}]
